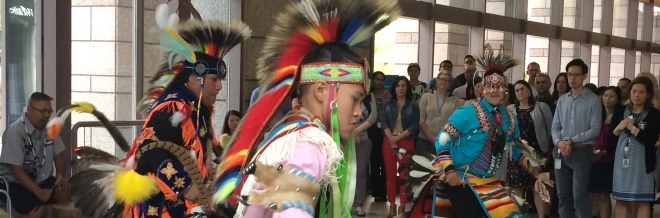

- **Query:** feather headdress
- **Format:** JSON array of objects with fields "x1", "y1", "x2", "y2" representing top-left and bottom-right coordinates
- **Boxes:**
[
  {"x1": 214, "y1": 0, "x2": 400, "y2": 205},
  {"x1": 476, "y1": 44, "x2": 519, "y2": 87},
  {"x1": 139, "y1": 6, "x2": 252, "y2": 118}
]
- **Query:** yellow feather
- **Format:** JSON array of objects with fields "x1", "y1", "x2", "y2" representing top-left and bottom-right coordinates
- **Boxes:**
[
  {"x1": 71, "y1": 102, "x2": 95, "y2": 114},
  {"x1": 113, "y1": 170, "x2": 159, "y2": 205},
  {"x1": 304, "y1": 27, "x2": 324, "y2": 44}
]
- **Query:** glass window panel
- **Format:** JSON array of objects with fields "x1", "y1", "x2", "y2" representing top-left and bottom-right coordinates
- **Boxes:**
[
  {"x1": 652, "y1": 53, "x2": 660, "y2": 79},
  {"x1": 71, "y1": 2, "x2": 129, "y2": 155},
  {"x1": 433, "y1": 22, "x2": 470, "y2": 78},
  {"x1": 654, "y1": 6, "x2": 660, "y2": 43},
  {"x1": 637, "y1": 4, "x2": 645, "y2": 40},
  {"x1": 5, "y1": 0, "x2": 39, "y2": 127},
  {"x1": 563, "y1": 0, "x2": 582, "y2": 28},
  {"x1": 591, "y1": 45, "x2": 600, "y2": 86},
  {"x1": 375, "y1": 18, "x2": 419, "y2": 77},
  {"x1": 486, "y1": 0, "x2": 520, "y2": 18},
  {"x1": 528, "y1": 0, "x2": 552, "y2": 24},
  {"x1": 485, "y1": 29, "x2": 513, "y2": 56},
  {"x1": 610, "y1": 48, "x2": 626, "y2": 86},
  {"x1": 436, "y1": 0, "x2": 475, "y2": 11},
  {"x1": 635, "y1": 51, "x2": 641, "y2": 75},
  {"x1": 612, "y1": 0, "x2": 628, "y2": 38},
  {"x1": 561, "y1": 41, "x2": 581, "y2": 71},
  {"x1": 525, "y1": 36, "x2": 549, "y2": 77},
  {"x1": 594, "y1": 0, "x2": 602, "y2": 33}
]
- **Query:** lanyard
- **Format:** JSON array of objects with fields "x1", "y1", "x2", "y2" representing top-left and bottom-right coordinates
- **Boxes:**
[
  {"x1": 435, "y1": 93, "x2": 447, "y2": 119},
  {"x1": 22, "y1": 118, "x2": 46, "y2": 172}
]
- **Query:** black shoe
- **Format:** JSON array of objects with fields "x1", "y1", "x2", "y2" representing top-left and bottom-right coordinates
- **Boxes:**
[{"x1": 374, "y1": 196, "x2": 387, "y2": 202}]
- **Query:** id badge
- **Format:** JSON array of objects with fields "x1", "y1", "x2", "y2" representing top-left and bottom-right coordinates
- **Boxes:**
[
  {"x1": 622, "y1": 158, "x2": 630, "y2": 168},
  {"x1": 554, "y1": 158, "x2": 562, "y2": 169}
]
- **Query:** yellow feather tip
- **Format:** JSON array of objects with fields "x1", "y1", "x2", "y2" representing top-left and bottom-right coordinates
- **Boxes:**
[
  {"x1": 113, "y1": 170, "x2": 159, "y2": 205},
  {"x1": 71, "y1": 102, "x2": 96, "y2": 114}
]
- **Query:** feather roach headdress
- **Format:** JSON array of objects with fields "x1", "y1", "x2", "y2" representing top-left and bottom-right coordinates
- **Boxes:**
[
  {"x1": 139, "y1": 4, "x2": 252, "y2": 118},
  {"x1": 476, "y1": 44, "x2": 519, "y2": 91},
  {"x1": 213, "y1": 0, "x2": 401, "y2": 210}
]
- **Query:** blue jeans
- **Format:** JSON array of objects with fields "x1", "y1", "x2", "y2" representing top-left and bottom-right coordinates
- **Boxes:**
[{"x1": 553, "y1": 147, "x2": 593, "y2": 218}]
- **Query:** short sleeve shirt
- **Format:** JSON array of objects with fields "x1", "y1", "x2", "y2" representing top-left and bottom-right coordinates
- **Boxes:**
[{"x1": 0, "y1": 115, "x2": 66, "y2": 183}]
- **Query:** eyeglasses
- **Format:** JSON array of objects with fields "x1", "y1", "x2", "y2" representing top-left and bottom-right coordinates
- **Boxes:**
[
  {"x1": 567, "y1": 73, "x2": 584, "y2": 78},
  {"x1": 30, "y1": 106, "x2": 53, "y2": 115}
]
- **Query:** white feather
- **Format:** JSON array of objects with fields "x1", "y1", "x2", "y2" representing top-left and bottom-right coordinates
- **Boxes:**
[
  {"x1": 409, "y1": 170, "x2": 431, "y2": 178},
  {"x1": 124, "y1": 156, "x2": 135, "y2": 169},
  {"x1": 511, "y1": 193, "x2": 526, "y2": 206},
  {"x1": 190, "y1": 150, "x2": 197, "y2": 161},
  {"x1": 412, "y1": 155, "x2": 436, "y2": 171},
  {"x1": 46, "y1": 117, "x2": 64, "y2": 129},
  {"x1": 438, "y1": 132, "x2": 450, "y2": 146},
  {"x1": 412, "y1": 181, "x2": 428, "y2": 198},
  {"x1": 167, "y1": 13, "x2": 180, "y2": 30},
  {"x1": 170, "y1": 111, "x2": 186, "y2": 127},
  {"x1": 298, "y1": 0, "x2": 320, "y2": 24},
  {"x1": 155, "y1": 4, "x2": 170, "y2": 29},
  {"x1": 89, "y1": 163, "x2": 122, "y2": 171}
]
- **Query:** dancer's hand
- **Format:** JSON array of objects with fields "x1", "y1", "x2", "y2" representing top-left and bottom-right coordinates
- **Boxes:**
[{"x1": 446, "y1": 172, "x2": 463, "y2": 187}]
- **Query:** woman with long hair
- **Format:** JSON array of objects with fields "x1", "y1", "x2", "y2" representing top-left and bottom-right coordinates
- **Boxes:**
[
  {"x1": 506, "y1": 80, "x2": 553, "y2": 217},
  {"x1": 589, "y1": 86, "x2": 621, "y2": 218},
  {"x1": 381, "y1": 76, "x2": 419, "y2": 217},
  {"x1": 220, "y1": 110, "x2": 242, "y2": 148},
  {"x1": 610, "y1": 77, "x2": 660, "y2": 218},
  {"x1": 552, "y1": 73, "x2": 571, "y2": 105}
]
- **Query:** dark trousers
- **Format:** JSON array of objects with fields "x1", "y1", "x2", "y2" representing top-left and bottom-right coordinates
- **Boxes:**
[
  {"x1": 444, "y1": 183, "x2": 489, "y2": 218},
  {"x1": 369, "y1": 135, "x2": 387, "y2": 198}
]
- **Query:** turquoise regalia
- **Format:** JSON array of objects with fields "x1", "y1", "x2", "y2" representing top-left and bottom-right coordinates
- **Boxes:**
[{"x1": 406, "y1": 98, "x2": 531, "y2": 218}]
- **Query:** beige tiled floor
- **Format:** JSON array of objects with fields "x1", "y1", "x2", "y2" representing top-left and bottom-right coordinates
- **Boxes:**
[{"x1": 353, "y1": 196, "x2": 660, "y2": 218}]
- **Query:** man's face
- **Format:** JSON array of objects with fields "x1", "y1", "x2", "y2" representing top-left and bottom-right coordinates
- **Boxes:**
[
  {"x1": 483, "y1": 82, "x2": 508, "y2": 106},
  {"x1": 188, "y1": 74, "x2": 223, "y2": 107},
  {"x1": 408, "y1": 67, "x2": 420, "y2": 80},
  {"x1": 535, "y1": 75, "x2": 551, "y2": 93},
  {"x1": 440, "y1": 62, "x2": 453, "y2": 72},
  {"x1": 527, "y1": 64, "x2": 541, "y2": 77},
  {"x1": 463, "y1": 58, "x2": 476, "y2": 84},
  {"x1": 567, "y1": 66, "x2": 586, "y2": 89},
  {"x1": 27, "y1": 100, "x2": 53, "y2": 129},
  {"x1": 617, "y1": 80, "x2": 630, "y2": 91}
]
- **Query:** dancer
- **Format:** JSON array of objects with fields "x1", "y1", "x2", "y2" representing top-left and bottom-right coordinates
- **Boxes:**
[
  {"x1": 403, "y1": 46, "x2": 545, "y2": 218},
  {"x1": 47, "y1": 2, "x2": 251, "y2": 217},
  {"x1": 212, "y1": 0, "x2": 400, "y2": 217}
]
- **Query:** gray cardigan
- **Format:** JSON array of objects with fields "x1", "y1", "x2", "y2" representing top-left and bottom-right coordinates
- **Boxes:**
[
  {"x1": 507, "y1": 102, "x2": 553, "y2": 153},
  {"x1": 496, "y1": 102, "x2": 553, "y2": 182}
]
